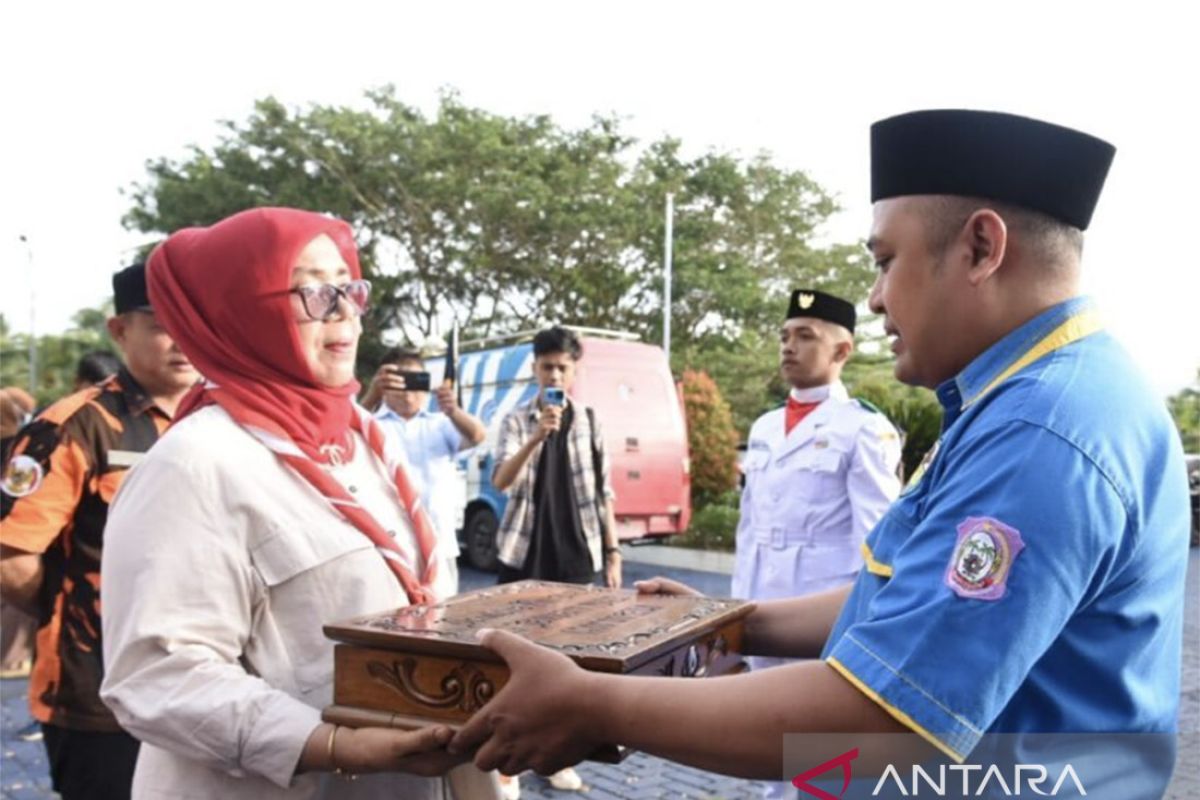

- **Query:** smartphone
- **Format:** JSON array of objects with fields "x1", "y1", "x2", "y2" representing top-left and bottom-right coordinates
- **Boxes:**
[
  {"x1": 398, "y1": 370, "x2": 431, "y2": 392},
  {"x1": 544, "y1": 387, "x2": 565, "y2": 406}
]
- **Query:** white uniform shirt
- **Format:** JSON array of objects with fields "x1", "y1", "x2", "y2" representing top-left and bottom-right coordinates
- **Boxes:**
[
  {"x1": 100, "y1": 406, "x2": 447, "y2": 800},
  {"x1": 731, "y1": 382, "x2": 901, "y2": 604}
]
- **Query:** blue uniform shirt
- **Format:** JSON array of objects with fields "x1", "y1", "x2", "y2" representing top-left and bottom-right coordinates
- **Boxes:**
[{"x1": 822, "y1": 297, "x2": 1190, "y2": 761}]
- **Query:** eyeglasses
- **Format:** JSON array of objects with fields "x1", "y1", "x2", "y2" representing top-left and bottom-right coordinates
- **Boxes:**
[{"x1": 290, "y1": 279, "x2": 372, "y2": 321}]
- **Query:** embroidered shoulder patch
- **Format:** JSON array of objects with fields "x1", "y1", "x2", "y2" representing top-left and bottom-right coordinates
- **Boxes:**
[
  {"x1": 944, "y1": 516, "x2": 1024, "y2": 600},
  {"x1": 1, "y1": 454, "x2": 45, "y2": 498}
]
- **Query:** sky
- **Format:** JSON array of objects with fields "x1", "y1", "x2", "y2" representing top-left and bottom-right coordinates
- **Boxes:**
[{"x1": 1, "y1": 1, "x2": 1197, "y2": 395}]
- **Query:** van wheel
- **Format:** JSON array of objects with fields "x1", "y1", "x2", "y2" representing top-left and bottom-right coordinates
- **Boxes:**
[{"x1": 465, "y1": 508, "x2": 500, "y2": 572}]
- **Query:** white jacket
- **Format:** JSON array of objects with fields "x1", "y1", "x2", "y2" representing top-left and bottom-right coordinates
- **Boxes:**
[
  {"x1": 101, "y1": 405, "x2": 488, "y2": 799},
  {"x1": 732, "y1": 382, "x2": 901, "y2": 602}
]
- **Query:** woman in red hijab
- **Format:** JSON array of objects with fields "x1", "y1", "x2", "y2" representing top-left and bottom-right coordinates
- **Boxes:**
[{"x1": 100, "y1": 208, "x2": 498, "y2": 799}]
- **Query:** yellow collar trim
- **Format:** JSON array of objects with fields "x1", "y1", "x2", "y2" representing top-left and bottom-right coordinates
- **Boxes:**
[{"x1": 961, "y1": 310, "x2": 1102, "y2": 410}]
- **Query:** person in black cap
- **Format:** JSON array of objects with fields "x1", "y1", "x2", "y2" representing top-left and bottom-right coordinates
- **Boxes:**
[
  {"x1": 0, "y1": 264, "x2": 199, "y2": 800},
  {"x1": 442, "y1": 110, "x2": 1190, "y2": 795},
  {"x1": 724, "y1": 291, "x2": 897, "y2": 647},
  {"x1": 732, "y1": 288, "x2": 901, "y2": 799}
]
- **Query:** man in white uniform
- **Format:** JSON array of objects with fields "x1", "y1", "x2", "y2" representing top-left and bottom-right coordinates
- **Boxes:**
[{"x1": 733, "y1": 289, "x2": 901, "y2": 798}]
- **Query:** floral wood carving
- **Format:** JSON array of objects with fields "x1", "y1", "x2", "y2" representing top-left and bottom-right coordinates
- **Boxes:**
[{"x1": 366, "y1": 658, "x2": 494, "y2": 712}]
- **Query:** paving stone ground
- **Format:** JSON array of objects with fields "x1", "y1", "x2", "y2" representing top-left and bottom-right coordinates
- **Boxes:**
[{"x1": 2, "y1": 548, "x2": 1197, "y2": 799}]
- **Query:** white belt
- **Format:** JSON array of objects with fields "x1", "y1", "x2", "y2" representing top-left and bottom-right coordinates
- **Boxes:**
[{"x1": 753, "y1": 526, "x2": 809, "y2": 549}]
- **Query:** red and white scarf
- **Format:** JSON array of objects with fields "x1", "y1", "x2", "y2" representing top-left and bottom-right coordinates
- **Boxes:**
[{"x1": 236, "y1": 401, "x2": 440, "y2": 604}]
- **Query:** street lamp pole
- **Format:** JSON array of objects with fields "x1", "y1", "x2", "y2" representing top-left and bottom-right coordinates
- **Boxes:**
[
  {"x1": 18, "y1": 235, "x2": 36, "y2": 396},
  {"x1": 663, "y1": 192, "x2": 674, "y2": 360}
]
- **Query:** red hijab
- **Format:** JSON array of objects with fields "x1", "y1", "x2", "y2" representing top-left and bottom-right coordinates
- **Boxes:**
[
  {"x1": 147, "y1": 207, "x2": 438, "y2": 603},
  {"x1": 147, "y1": 207, "x2": 361, "y2": 460}
]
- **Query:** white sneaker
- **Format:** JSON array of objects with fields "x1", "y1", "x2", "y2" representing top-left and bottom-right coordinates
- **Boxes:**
[
  {"x1": 547, "y1": 767, "x2": 583, "y2": 791},
  {"x1": 498, "y1": 772, "x2": 521, "y2": 800}
]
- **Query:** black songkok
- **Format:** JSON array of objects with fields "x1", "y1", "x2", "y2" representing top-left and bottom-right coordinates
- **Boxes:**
[
  {"x1": 787, "y1": 289, "x2": 856, "y2": 334},
  {"x1": 112, "y1": 263, "x2": 151, "y2": 314},
  {"x1": 870, "y1": 109, "x2": 1115, "y2": 230}
]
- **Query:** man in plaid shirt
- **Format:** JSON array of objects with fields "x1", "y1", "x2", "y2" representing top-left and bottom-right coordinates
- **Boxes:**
[
  {"x1": 491, "y1": 326, "x2": 621, "y2": 590},
  {"x1": 490, "y1": 326, "x2": 620, "y2": 796}
]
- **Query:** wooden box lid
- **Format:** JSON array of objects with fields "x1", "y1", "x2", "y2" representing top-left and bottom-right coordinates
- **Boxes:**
[{"x1": 324, "y1": 579, "x2": 753, "y2": 673}]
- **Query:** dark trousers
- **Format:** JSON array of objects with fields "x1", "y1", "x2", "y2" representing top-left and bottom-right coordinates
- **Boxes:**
[{"x1": 42, "y1": 723, "x2": 139, "y2": 800}]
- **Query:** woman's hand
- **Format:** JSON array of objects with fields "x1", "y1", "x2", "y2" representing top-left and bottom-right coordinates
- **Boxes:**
[
  {"x1": 337, "y1": 725, "x2": 468, "y2": 776},
  {"x1": 299, "y1": 722, "x2": 467, "y2": 777},
  {"x1": 634, "y1": 576, "x2": 703, "y2": 597}
]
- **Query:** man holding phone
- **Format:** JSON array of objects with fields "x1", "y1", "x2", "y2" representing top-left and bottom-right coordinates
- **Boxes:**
[
  {"x1": 492, "y1": 327, "x2": 621, "y2": 590},
  {"x1": 490, "y1": 326, "x2": 620, "y2": 796},
  {"x1": 363, "y1": 347, "x2": 486, "y2": 595}
]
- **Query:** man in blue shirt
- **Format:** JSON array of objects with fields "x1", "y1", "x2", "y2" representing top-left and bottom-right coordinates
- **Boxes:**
[
  {"x1": 363, "y1": 347, "x2": 486, "y2": 596},
  {"x1": 448, "y1": 110, "x2": 1191, "y2": 793}
]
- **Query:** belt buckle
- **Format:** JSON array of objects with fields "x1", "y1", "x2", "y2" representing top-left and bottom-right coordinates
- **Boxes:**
[{"x1": 771, "y1": 526, "x2": 787, "y2": 550}]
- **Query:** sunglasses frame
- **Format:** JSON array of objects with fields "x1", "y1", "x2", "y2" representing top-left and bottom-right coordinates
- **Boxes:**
[{"x1": 289, "y1": 279, "x2": 372, "y2": 321}]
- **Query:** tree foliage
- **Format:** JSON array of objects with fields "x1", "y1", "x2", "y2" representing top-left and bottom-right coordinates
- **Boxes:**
[
  {"x1": 0, "y1": 306, "x2": 116, "y2": 407},
  {"x1": 680, "y1": 369, "x2": 740, "y2": 506},
  {"x1": 123, "y1": 87, "x2": 873, "y2": 404},
  {"x1": 122, "y1": 87, "x2": 930, "y2": 486},
  {"x1": 125, "y1": 89, "x2": 645, "y2": 353},
  {"x1": 1167, "y1": 369, "x2": 1200, "y2": 454}
]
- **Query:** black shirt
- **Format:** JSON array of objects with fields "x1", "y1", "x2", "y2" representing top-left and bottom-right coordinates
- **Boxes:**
[{"x1": 520, "y1": 403, "x2": 594, "y2": 581}]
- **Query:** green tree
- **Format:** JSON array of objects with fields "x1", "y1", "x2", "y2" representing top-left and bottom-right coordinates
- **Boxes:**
[
  {"x1": 0, "y1": 305, "x2": 116, "y2": 406},
  {"x1": 632, "y1": 142, "x2": 874, "y2": 349},
  {"x1": 679, "y1": 369, "x2": 740, "y2": 506},
  {"x1": 123, "y1": 88, "x2": 870, "y2": 405},
  {"x1": 672, "y1": 329, "x2": 779, "y2": 435},
  {"x1": 1167, "y1": 369, "x2": 1200, "y2": 453},
  {"x1": 631, "y1": 140, "x2": 875, "y2": 427},
  {"x1": 124, "y1": 89, "x2": 643, "y2": 359}
]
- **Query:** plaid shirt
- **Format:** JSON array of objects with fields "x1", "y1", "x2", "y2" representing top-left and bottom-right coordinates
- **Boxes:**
[{"x1": 495, "y1": 397, "x2": 614, "y2": 570}]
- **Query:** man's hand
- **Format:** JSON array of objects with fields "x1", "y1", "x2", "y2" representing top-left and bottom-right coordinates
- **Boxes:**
[
  {"x1": 533, "y1": 405, "x2": 563, "y2": 443},
  {"x1": 434, "y1": 383, "x2": 458, "y2": 415},
  {"x1": 634, "y1": 576, "x2": 703, "y2": 597},
  {"x1": 449, "y1": 630, "x2": 600, "y2": 776},
  {"x1": 438, "y1": 380, "x2": 487, "y2": 446},
  {"x1": 604, "y1": 552, "x2": 622, "y2": 589},
  {"x1": 362, "y1": 364, "x2": 407, "y2": 411}
]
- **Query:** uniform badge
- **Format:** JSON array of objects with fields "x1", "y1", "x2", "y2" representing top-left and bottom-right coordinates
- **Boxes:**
[
  {"x1": 1, "y1": 454, "x2": 44, "y2": 498},
  {"x1": 798, "y1": 292, "x2": 815, "y2": 309},
  {"x1": 944, "y1": 516, "x2": 1024, "y2": 601}
]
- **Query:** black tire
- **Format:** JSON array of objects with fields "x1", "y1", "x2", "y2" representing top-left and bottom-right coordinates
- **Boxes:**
[{"x1": 465, "y1": 507, "x2": 500, "y2": 572}]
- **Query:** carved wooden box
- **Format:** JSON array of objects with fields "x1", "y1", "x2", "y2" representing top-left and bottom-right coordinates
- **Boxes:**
[{"x1": 322, "y1": 580, "x2": 752, "y2": 761}]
